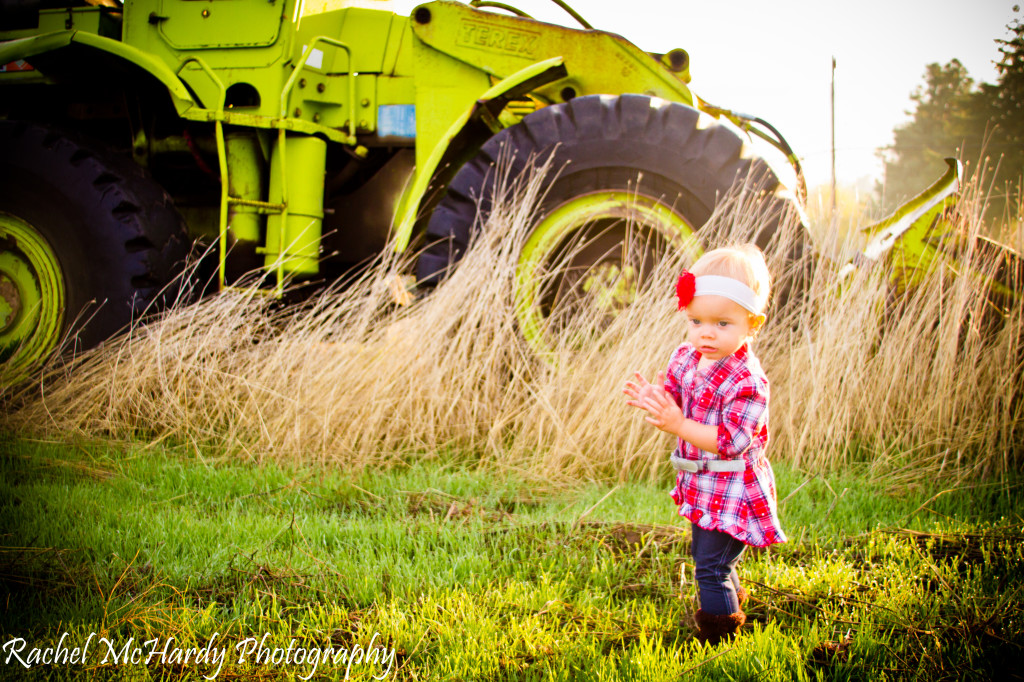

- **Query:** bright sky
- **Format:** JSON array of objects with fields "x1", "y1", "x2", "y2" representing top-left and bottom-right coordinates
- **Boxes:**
[{"x1": 387, "y1": 0, "x2": 1019, "y2": 190}]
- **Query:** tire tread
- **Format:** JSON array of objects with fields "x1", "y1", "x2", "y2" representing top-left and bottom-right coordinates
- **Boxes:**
[
  {"x1": 416, "y1": 95, "x2": 798, "y2": 285},
  {"x1": 0, "y1": 121, "x2": 189, "y2": 349}
]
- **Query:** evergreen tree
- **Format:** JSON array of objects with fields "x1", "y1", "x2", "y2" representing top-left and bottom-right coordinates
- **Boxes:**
[
  {"x1": 983, "y1": 17, "x2": 1024, "y2": 220},
  {"x1": 878, "y1": 59, "x2": 983, "y2": 210}
]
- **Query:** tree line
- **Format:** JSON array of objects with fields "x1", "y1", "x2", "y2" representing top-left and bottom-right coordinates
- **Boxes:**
[{"x1": 880, "y1": 13, "x2": 1024, "y2": 228}]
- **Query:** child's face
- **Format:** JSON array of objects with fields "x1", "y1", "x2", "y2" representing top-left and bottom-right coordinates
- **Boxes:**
[{"x1": 685, "y1": 294, "x2": 765, "y2": 362}]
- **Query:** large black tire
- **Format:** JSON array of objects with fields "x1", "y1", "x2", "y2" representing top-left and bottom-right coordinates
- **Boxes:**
[
  {"x1": 0, "y1": 121, "x2": 190, "y2": 369},
  {"x1": 416, "y1": 95, "x2": 805, "y2": 331}
]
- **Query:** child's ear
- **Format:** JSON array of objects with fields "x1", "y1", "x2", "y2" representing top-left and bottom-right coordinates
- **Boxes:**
[{"x1": 749, "y1": 314, "x2": 766, "y2": 334}]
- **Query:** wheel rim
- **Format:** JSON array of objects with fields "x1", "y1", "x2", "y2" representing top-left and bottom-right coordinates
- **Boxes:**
[
  {"x1": 515, "y1": 191, "x2": 703, "y2": 355},
  {"x1": 0, "y1": 212, "x2": 65, "y2": 380}
]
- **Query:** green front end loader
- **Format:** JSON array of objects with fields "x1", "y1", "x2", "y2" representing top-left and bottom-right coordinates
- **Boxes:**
[{"x1": 0, "y1": 0, "x2": 820, "y2": 380}]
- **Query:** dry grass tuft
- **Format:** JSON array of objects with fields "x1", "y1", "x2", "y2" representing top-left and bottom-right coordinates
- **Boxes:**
[{"x1": 3, "y1": 159, "x2": 1022, "y2": 482}]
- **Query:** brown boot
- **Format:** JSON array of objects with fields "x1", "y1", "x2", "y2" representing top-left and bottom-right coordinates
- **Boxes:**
[{"x1": 694, "y1": 609, "x2": 746, "y2": 646}]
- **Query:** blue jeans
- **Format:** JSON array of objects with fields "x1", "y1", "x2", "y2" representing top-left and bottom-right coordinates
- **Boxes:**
[{"x1": 691, "y1": 524, "x2": 747, "y2": 614}]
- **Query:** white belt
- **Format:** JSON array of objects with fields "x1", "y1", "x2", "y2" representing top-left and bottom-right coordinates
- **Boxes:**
[{"x1": 671, "y1": 452, "x2": 745, "y2": 473}]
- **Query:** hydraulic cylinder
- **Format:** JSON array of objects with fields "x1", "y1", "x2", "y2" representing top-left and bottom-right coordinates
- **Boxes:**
[{"x1": 264, "y1": 134, "x2": 326, "y2": 276}]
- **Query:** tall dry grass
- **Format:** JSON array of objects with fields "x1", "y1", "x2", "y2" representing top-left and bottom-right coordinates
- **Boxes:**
[
  {"x1": 768, "y1": 170, "x2": 1024, "y2": 480},
  {"x1": 3, "y1": 159, "x2": 1021, "y2": 483}
]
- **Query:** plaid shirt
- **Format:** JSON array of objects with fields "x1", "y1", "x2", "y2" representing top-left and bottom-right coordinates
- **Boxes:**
[{"x1": 664, "y1": 342, "x2": 786, "y2": 547}]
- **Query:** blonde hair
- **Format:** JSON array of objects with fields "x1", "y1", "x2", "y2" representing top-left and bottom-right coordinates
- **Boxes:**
[{"x1": 689, "y1": 244, "x2": 772, "y2": 314}]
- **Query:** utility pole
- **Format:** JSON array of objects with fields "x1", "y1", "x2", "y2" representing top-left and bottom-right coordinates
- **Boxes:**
[{"x1": 831, "y1": 56, "x2": 837, "y2": 226}]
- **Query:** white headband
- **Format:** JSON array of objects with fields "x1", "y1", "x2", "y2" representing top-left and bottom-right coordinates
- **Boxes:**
[{"x1": 694, "y1": 275, "x2": 763, "y2": 315}]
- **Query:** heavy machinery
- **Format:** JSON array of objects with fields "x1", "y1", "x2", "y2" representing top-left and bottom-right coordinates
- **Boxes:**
[{"x1": 0, "y1": 0, "x2": 824, "y2": 380}]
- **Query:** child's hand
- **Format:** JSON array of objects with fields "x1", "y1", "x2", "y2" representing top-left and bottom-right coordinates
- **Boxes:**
[
  {"x1": 623, "y1": 371, "x2": 659, "y2": 409},
  {"x1": 624, "y1": 371, "x2": 686, "y2": 437}
]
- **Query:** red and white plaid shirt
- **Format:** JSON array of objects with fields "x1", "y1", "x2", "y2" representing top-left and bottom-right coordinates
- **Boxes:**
[{"x1": 664, "y1": 342, "x2": 786, "y2": 547}]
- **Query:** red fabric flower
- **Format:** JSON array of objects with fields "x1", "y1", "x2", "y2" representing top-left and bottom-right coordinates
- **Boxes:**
[{"x1": 676, "y1": 271, "x2": 696, "y2": 310}]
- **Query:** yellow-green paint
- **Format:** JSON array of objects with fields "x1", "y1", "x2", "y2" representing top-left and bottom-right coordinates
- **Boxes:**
[
  {"x1": 392, "y1": 55, "x2": 567, "y2": 251},
  {"x1": 411, "y1": 1, "x2": 693, "y2": 105},
  {"x1": 225, "y1": 133, "x2": 266, "y2": 244},
  {"x1": 73, "y1": 31, "x2": 201, "y2": 113},
  {"x1": 154, "y1": 0, "x2": 284, "y2": 50},
  {"x1": 515, "y1": 191, "x2": 702, "y2": 355},
  {"x1": 0, "y1": 213, "x2": 65, "y2": 382},
  {"x1": 0, "y1": 5, "x2": 117, "y2": 41},
  {"x1": 856, "y1": 158, "x2": 961, "y2": 294},
  {"x1": 264, "y1": 134, "x2": 328, "y2": 279}
]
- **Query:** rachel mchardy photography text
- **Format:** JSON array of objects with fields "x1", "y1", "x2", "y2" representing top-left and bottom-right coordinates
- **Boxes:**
[{"x1": 2, "y1": 630, "x2": 396, "y2": 680}]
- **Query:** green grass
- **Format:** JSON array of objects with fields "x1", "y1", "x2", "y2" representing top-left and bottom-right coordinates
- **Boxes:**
[{"x1": 1, "y1": 438, "x2": 1022, "y2": 680}]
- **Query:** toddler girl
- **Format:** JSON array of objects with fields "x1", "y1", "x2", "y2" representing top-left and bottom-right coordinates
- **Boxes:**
[{"x1": 623, "y1": 244, "x2": 786, "y2": 645}]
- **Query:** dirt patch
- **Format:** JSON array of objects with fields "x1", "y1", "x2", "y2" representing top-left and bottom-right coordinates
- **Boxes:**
[
  {"x1": 0, "y1": 546, "x2": 92, "y2": 595},
  {"x1": 403, "y1": 490, "x2": 514, "y2": 524},
  {"x1": 574, "y1": 521, "x2": 689, "y2": 556},
  {"x1": 191, "y1": 554, "x2": 323, "y2": 607},
  {"x1": 807, "y1": 634, "x2": 852, "y2": 674}
]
